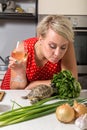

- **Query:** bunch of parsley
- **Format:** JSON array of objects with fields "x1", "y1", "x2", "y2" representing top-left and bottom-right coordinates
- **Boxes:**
[{"x1": 51, "y1": 70, "x2": 81, "y2": 99}]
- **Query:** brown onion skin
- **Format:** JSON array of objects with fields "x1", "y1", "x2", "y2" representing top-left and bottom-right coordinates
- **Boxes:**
[
  {"x1": 73, "y1": 100, "x2": 87, "y2": 118},
  {"x1": 56, "y1": 103, "x2": 75, "y2": 123}
]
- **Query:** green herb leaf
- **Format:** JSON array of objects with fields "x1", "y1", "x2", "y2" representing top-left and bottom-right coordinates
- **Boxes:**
[{"x1": 51, "y1": 70, "x2": 82, "y2": 99}]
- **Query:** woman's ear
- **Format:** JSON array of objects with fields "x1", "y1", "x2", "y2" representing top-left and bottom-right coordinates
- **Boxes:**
[{"x1": 38, "y1": 35, "x2": 43, "y2": 41}]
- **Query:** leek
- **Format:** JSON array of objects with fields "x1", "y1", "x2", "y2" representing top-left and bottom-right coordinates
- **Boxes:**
[{"x1": 0, "y1": 97, "x2": 87, "y2": 127}]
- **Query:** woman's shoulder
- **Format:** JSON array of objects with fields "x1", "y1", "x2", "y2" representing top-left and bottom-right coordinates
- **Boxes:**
[
  {"x1": 21, "y1": 37, "x2": 38, "y2": 52},
  {"x1": 22, "y1": 37, "x2": 38, "y2": 53},
  {"x1": 23, "y1": 37, "x2": 38, "y2": 44}
]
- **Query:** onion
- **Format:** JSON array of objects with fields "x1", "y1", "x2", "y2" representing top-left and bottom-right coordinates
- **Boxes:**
[
  {"x1": 56, "y1": 103, "x2": 75, "y2": 123},
  {"x1": 73, "y1": 100, "x2": 87, "y2": 118}
]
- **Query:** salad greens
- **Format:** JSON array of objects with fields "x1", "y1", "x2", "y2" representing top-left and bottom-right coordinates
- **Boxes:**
[{"x1": 51, "y1": 70, "x2": 81, "y2": 99}]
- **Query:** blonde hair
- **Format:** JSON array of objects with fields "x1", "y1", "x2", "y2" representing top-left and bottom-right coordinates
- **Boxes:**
[{"x1": 37, "y1": 15, "x2": 74, "y2": 43}]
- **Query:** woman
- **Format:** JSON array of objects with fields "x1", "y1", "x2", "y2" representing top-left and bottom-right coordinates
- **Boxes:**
[{"x1": 1, "y1": 15, "x2": 78, "y2": 89}]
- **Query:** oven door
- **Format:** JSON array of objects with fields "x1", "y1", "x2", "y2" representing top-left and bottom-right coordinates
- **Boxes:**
[{"x1": 74, "y1": 29, "x2": 87, "y2": 74}]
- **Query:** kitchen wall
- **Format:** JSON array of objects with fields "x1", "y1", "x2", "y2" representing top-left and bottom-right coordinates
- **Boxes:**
[
  {"x1": 0, "y1": 20, "x2": 36, "y2": 64},
  {"x1": 0, "y1": 0, "x2": 37, "y2": 64},
  {"x1": 38, "y1": 0, "x2": 87, "y2": 15}
]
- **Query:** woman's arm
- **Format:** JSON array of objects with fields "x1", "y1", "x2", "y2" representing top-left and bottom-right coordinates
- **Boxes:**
[
  {"x1": 9, "y1": 41, "x2": 28, "y2": 89},
  {"x1": 61, "y1": 42, "x2": 78, "y2": 80},
  {"x1": 10, "y1": 69, "x2": 28, "y2": 89},
  {"x1": 25, "y1": 80, "x2": 51, "y2": 90},
  {"x1": 10, "y1": 59, "x2": 28, "y2": 89}
]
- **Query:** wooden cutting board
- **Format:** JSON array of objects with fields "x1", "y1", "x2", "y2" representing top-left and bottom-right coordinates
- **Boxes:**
[{"x1": 0, "y1": 91, "x2": 5, "y2": 101}]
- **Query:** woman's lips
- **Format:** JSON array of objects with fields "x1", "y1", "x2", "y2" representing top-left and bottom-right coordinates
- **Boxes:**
[{"x1": 51, "y1": 57, "x2": 59, "y2": 63}]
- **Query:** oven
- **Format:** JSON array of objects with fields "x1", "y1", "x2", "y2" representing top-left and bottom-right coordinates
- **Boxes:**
[
  {"x1": 66, "y1": 15, "x2": 87, "y2": 74},
  {"x1": 66, "y1": 15, "x2": 87, "y2": 89}
]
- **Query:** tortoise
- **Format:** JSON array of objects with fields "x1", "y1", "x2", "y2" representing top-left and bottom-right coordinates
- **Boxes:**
[{"x1": 22, "y1": 84, "x2": 57, "y2": 104}]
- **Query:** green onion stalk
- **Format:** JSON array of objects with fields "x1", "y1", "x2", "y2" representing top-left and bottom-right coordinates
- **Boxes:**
[{"x1": 0, "y1": 96, "x2": 87, "y2": 127}]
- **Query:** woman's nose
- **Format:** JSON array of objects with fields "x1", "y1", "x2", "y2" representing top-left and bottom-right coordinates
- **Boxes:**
[{"x1": 54, "y1": 48, "x2": 60, "y2": 56}]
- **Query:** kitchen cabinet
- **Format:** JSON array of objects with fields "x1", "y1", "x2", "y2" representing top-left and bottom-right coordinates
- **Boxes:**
[
  {"x1": 38, "y1": 0, "x2": 87, "y2": 15},
  {"x1": 0, "y1": 0, "x2": 38, "y2": 21}
]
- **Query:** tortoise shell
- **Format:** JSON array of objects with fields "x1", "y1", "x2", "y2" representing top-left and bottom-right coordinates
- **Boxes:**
[{"x1": 22, "y1": 84, "x2": 55, "y2": 104}]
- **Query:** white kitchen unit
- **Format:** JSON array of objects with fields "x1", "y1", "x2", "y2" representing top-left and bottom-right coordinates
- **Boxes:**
[{"x1": 38, "y1": 0, "x2": 87, "y2": 15}]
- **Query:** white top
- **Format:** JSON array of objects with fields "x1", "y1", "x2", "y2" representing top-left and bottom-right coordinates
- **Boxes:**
[{"x1": 0, "y1": 90, "x2": 87, "y2": 130}]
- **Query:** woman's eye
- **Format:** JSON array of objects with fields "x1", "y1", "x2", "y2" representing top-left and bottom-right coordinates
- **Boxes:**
[
  {"x1": 61, "y1": 45, "x2": 67, "y2": 50},
  {"x1": 49, "y1": 44, "x2": 56, "y2": 49}
]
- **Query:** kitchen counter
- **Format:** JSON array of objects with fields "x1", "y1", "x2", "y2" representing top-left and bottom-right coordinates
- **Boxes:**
[{"x1": 0, "y1": 90, "x2": 87, "y2": 130}]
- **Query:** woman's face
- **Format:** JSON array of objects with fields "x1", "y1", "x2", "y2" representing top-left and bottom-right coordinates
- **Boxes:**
[{"x1": 39, "y1": 28, "x2": 69, "y2": 63}]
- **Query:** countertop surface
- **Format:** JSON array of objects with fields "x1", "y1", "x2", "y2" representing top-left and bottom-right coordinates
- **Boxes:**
[{"x1": 0, "y1": 90, "x2": 87, "y2": 130}]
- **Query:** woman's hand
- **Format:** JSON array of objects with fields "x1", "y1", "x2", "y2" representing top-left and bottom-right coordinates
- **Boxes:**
[
  {"x1": 8, "y1": 56, "x2": 27, "y2": 74},
  {"x1": 9, "y1": 56, "x2": 28, "y2": 89}
]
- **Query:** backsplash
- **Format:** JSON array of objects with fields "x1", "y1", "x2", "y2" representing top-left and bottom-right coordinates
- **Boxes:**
[{"x1": 0, "y1": 20, "x2": 36, "y2": 64}]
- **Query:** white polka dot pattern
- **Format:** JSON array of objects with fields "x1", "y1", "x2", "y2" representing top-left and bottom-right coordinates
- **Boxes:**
[
  {"x1": 1, "y1": 37, "x2": 61, "y2": 89},
  {"x1": 24, "y1": 37, "x2": 61, "y2": 82}
]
